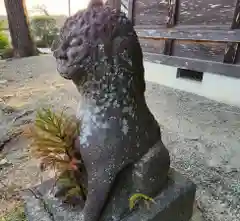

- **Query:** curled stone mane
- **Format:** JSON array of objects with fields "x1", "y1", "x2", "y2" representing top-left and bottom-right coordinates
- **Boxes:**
[{"x1": 51, "y1": 1, "x2": 145, "y2": 95}]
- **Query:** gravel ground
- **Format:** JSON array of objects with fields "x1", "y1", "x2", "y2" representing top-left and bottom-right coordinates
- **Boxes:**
[
  {"x1": 0, "y1": 55, "x2": 240, "y2": 220},
  {"x1": 146, "y1": 84, "x2": 240, "y2": 221}
]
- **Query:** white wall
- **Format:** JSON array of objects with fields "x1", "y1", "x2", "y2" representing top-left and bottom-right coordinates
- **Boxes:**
[{"x1": 144, "y1": 61, "x2": 240, "y2": 107}]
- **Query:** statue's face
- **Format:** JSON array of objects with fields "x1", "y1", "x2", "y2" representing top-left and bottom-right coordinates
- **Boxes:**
[
  {"x1": 51, "y1": 10, "x2": 90, "y2": 80},
  {"x1": 51, "y1": 5, "x2": 142, "y2": 89},
  {"x1": 51, "y1": 33, "x2": 91, "y2": 80}
]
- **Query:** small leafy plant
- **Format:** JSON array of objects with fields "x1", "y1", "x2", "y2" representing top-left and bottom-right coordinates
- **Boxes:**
[
  {"x1": 25, "y1": 108, "x2": 86, "y2": 201},
  {"x1": 129, "y1": 193, "x2": 156, "y2": 211}
]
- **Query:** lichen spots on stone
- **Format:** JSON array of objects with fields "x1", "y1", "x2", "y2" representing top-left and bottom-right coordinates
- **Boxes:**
[
  {"x1": 79, "y1": 104, "x2": 110, "y2": 147},
  {"x1": 121, "y1": 118, "x2": 129, "y2": 135},
  {"x1": 79, "y1": 108, "x2": 93, "y2": 146}
]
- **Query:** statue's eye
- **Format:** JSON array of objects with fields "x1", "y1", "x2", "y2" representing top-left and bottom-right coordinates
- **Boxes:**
[
  {"x1": 53, "y1": 49, "x2": 68, "y2": 60},
  {"x1": 70, "y1": 39, "x2": 79, "y2": 46},
  {"x1": 60, "y1": 54, "x2": 68, "y2": 60},
  {"x1": 78, "y1": 38, "x2": 83, "y2": 46}
]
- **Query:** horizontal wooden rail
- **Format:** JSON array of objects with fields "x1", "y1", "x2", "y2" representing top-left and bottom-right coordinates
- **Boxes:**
[
  {"x1": 136, "y1": 28, "x2": 240, "y2": 43},
  {"x1": 144, "y1": 52, "x2": 240, "y2": 79}
]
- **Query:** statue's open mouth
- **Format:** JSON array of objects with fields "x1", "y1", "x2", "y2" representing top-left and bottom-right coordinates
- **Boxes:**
[
  {"x1": 53, "y1": 41, "x2": 90, "y2": 80},
  {"x1": 55, "y1": 59, "x2": 70, "y2": 79}
]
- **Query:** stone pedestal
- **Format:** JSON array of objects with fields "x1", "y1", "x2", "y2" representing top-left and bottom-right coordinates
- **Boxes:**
[{"x1": 21, "y1": 169, "x2": 196, "y2": 221}]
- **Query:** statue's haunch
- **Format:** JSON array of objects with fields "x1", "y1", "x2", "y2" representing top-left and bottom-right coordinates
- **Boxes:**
[{"x1": 51, "y1": 0, "x2": 169, "y2": 221}]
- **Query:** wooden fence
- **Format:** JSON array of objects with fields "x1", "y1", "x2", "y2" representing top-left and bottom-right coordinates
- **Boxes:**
[{"x1": 113, "y1": 0, "x2": 240, "y2": 78}]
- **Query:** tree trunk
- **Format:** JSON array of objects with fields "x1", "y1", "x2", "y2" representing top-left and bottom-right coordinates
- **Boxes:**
[{"x1": 4, "y1": 0, "x2": 38, "y2": 57}]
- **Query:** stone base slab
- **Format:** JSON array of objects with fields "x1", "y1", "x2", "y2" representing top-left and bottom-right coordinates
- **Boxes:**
[{"x1": 21, "y1": 169, "x2": 196, "y2": 221}]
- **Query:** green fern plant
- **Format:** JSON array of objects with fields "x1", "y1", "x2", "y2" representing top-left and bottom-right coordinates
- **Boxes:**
[
  {"x1": 25, "y1": 108, "x2": 78, "y2": 170},
  {"x1": 129, "y1": 193, "x2": 156, "y2": 211},
  {"x1": 24, "y1": 108, "x2": 86, "y2": 200}
]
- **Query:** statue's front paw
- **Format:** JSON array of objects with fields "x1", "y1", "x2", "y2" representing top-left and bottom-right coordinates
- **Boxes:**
[
  {"x1": 132, "y1": 139, "x2": 170, "y2": 196},
  {"x1": 54, "y1": 185, "x2": 85, "y2": 208},
  {"x1": 53, "y1": 169, "x2": 87, "y2": 208},
  {"x1": 63, "y1": 194, "x2": 85, "y2": 207}
]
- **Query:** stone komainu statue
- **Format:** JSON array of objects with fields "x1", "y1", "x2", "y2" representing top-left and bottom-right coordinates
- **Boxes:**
[{"x1": 51, "y1": 0, "x2": 170, "y2": 221}]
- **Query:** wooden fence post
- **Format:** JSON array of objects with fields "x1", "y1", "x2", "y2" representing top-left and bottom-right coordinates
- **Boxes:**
[
  {"x1": 108, "y1": 0, "x2": 121, "y2": 10},
  {"x1": 127, "y1": 0, "x2": 135, "y2": 24},
  {"x1": 223, "y1": 0, "x2": 240, "y2": 64},
  {"x1": 163, "y1": 0, "x2": 179, "y2": 56}
]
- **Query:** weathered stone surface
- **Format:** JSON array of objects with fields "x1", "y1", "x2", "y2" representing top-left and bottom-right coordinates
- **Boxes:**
[
  {"x1": 100, "y1": 139, "x2": 170, "y2": 221},
  {"x1": 50, "y1": 1, "x2": 171, "y2": 220},
  {"x1": 22, "y1": 169, "x2": 196, "y2": 221}
]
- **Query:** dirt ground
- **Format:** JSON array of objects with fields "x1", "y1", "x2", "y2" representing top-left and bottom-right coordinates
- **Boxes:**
[
  {"x1": 0, "y1": 55, "x2": 78, "y2": 217},
  {"x1": 0, "y1": 55, "x2": 240, "y2": 221}
]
